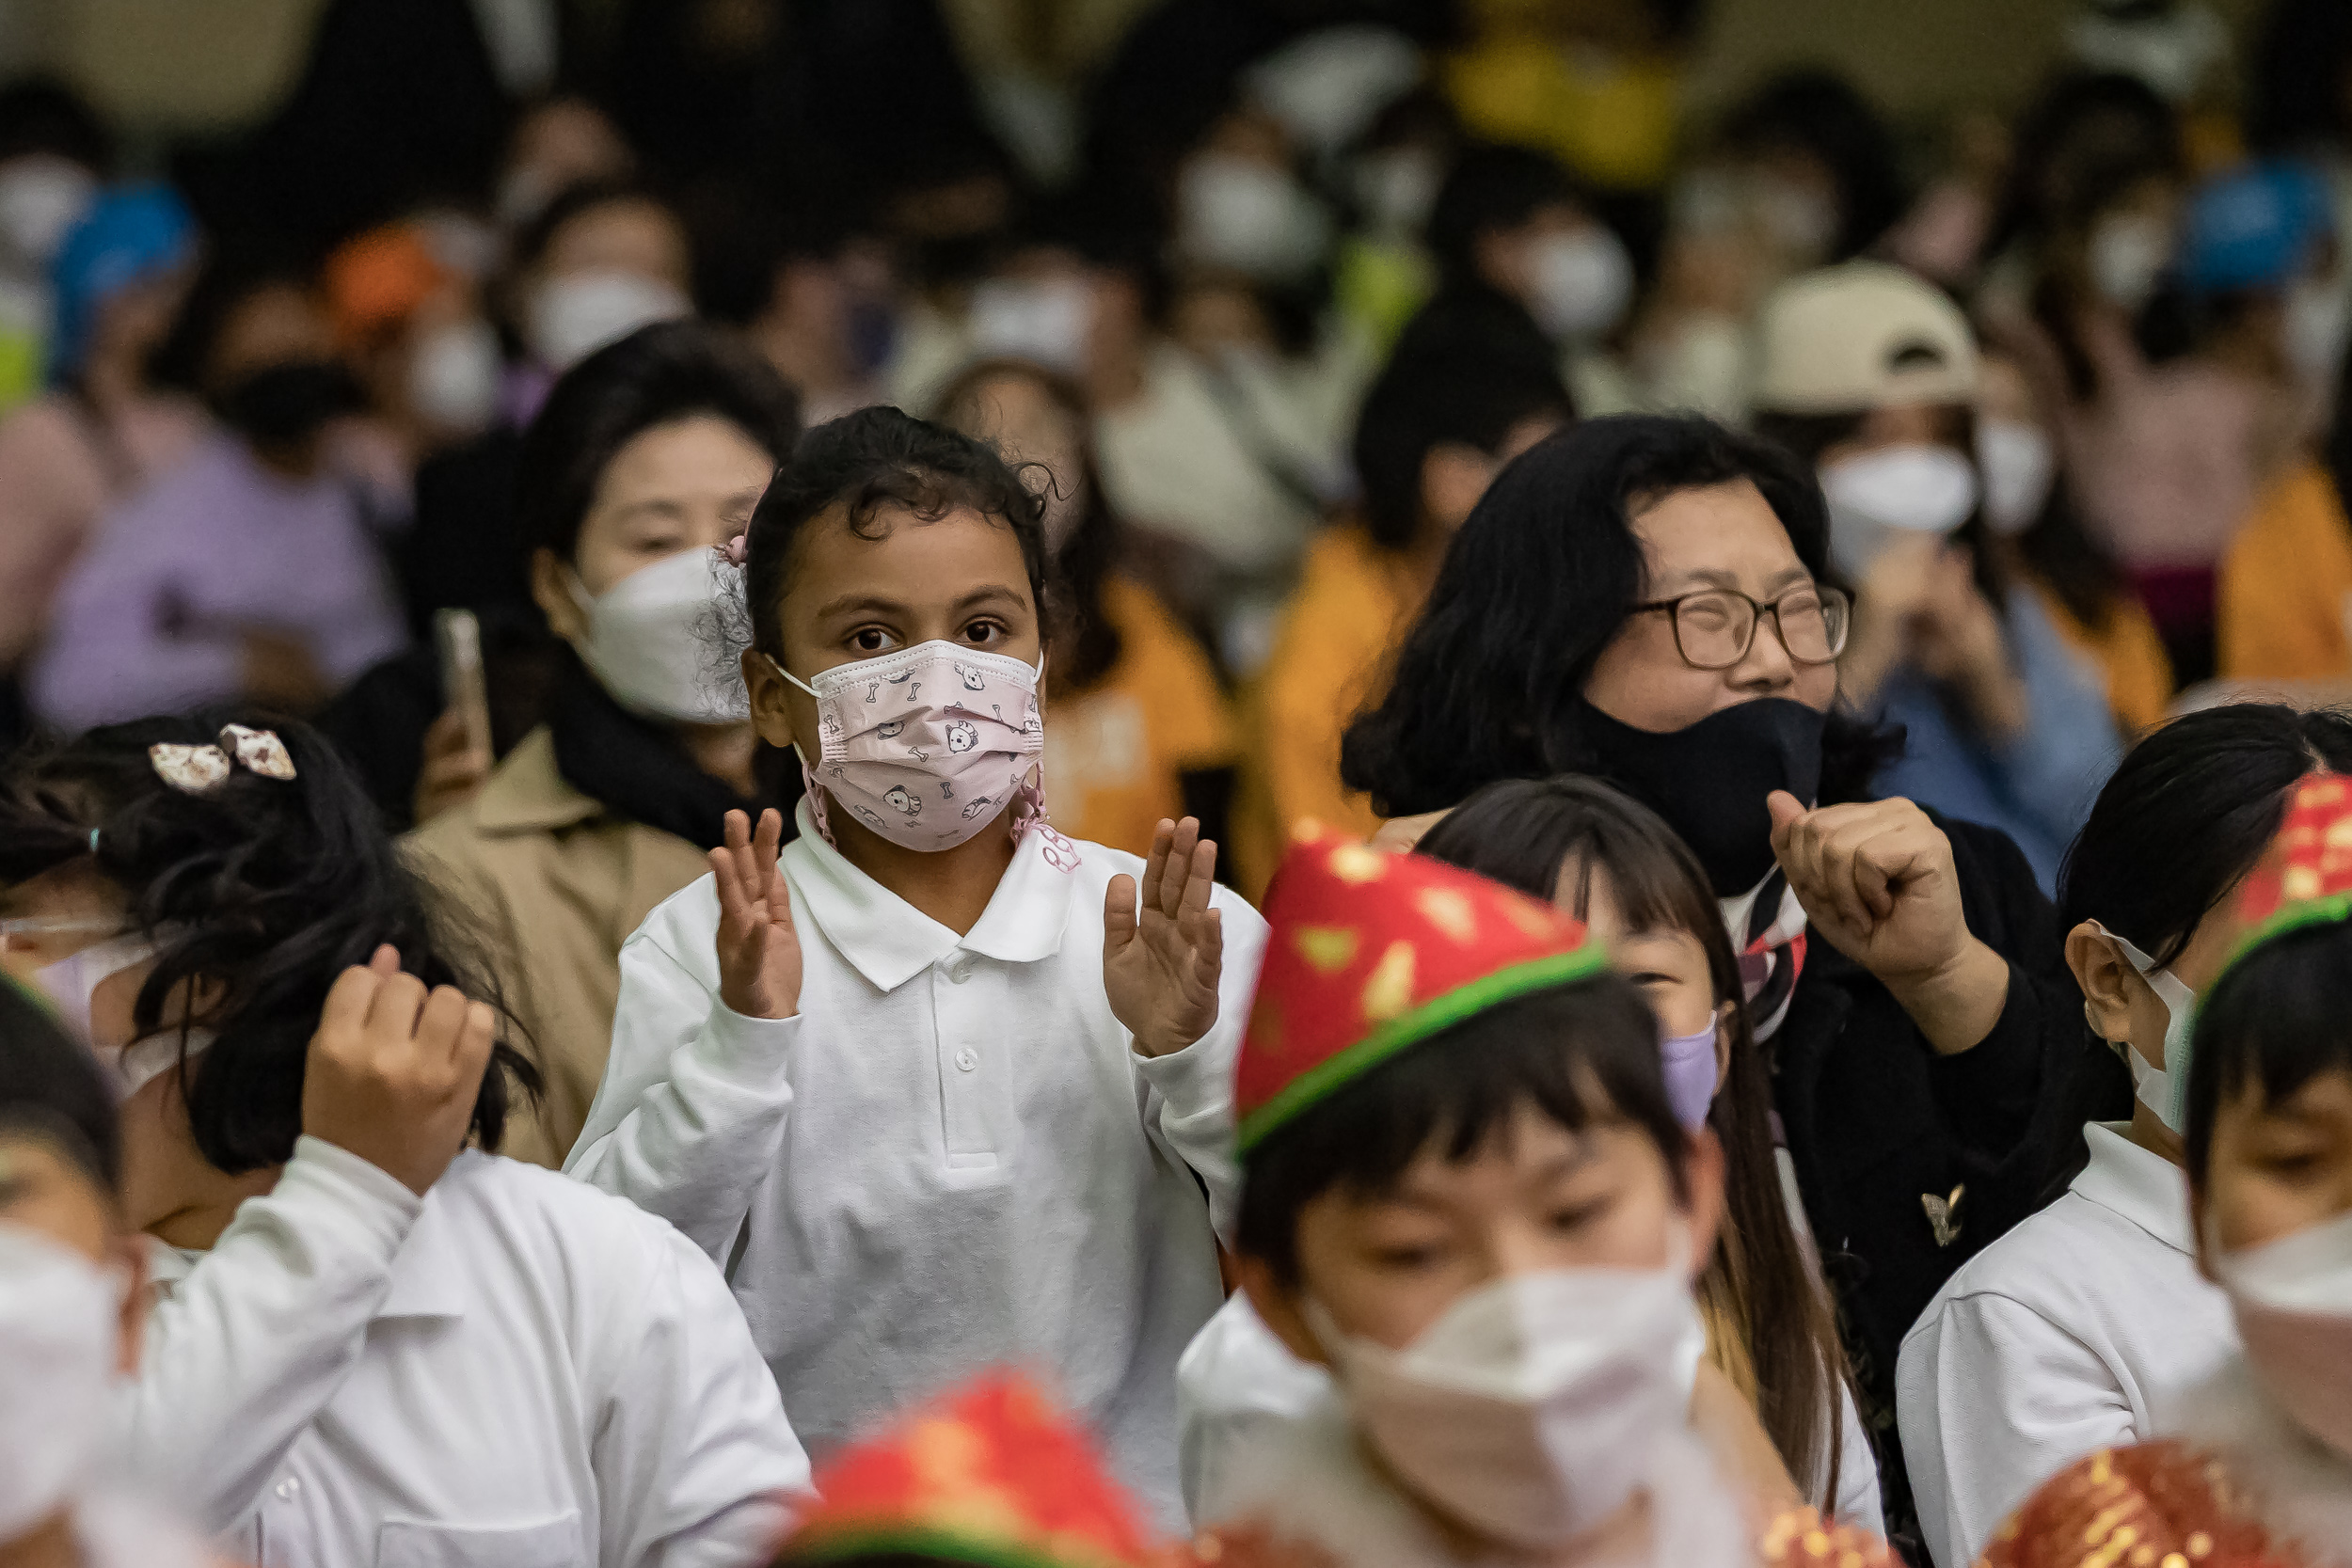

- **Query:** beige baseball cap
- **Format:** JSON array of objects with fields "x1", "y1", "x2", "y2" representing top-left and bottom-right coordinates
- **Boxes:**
[{"x1": 1750, "y1": 260, "x2": 1979, "y2": 414}]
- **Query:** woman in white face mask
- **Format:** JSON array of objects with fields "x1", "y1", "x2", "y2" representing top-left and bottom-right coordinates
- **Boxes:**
[
  {"x1": 0, "y1": 981, "x2": 213, "y2": 1568},
  {"x1": 1979, "y1": 768, "x2": 2352, "y2": 1568},
  {"x1": 1753, "y1": 261, "x2": 2124, "y2": 894},
  {"x1": 406, "y1": 322, "x2": 800, "y2": 1166},
  {"x1": 1209, "y1": 835, "x2": 1898, "y2": 1568}
]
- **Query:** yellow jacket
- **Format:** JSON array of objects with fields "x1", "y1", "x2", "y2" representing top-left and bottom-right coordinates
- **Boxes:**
[
  {"x1": 405, "y1": 728, "x2": 709, "y2": 1167},
  {"x1": 2219, "y1": 458, "x2": 2352, "y2": 681},
  {"x1": 1046, "y1": 576, "x2": 1237, "y2": 859},
  {"x1": 1233, "y1": 526, "x2": 1426, "y2": 897},
  {"x1": 2031, "y1": 579, "x2": 2175, "y2": 734}
]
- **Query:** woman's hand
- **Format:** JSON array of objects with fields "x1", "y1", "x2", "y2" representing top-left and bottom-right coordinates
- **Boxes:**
[
  {"x1": 1768, "y1": 791, "x2": 2009, "y2": 1054},
  {"x1": 412, "y1": 708, "x2": 492, "y2": 826},
  {"x1": 1909, "y1": 553, "x2": 2028, "y2": 741},
  {"x1": 711, "y1": 808, "x2": 802, "y2": 1021},
  {"x1": 1104, "y1": 816, "x2": 1224, "y2": 1059},
  {"x1": 302, "y1": 944, "x2": 498, "y2": 1195}
]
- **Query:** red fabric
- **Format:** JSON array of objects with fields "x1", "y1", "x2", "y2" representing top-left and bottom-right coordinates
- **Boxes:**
[
  {"x1": 1979, "y1": 1441, "x2": 2310, "y2": 1567},
  {"x1": 783, "y1": 1373, "x2": 1161, "y2": 1568},
  {"x1": 2240, "y1": 772, "x2": 2352, "y2": 927},
  {"x1": 1238, "y1": 832, "x2": 1595, "y2": 1132}
]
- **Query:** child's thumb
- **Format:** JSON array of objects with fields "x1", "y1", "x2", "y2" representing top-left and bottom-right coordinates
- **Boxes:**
[{"x1": 1766, "y1": 790, "x2": 1807, "y2": 840}]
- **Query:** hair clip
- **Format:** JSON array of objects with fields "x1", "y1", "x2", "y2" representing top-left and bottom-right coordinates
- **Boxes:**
[
  {"x1": 150, "y1": 725, "x2": 298, "y2": 796},
  {"x1": 723, "y1": 532, "x2": 749, "y2": 567}
]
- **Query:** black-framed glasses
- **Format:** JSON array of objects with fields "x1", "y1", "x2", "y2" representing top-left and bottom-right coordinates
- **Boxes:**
[{"x1": 1630, "y1": 584, "x2": 1851, "y2": 671}]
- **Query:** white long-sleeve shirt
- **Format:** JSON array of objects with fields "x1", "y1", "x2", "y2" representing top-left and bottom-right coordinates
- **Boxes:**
[
  {"x1": 119, "y1": 1136, "x2": 807, "y2": 1568},
  {"x1": 568, "y1": 803, "x2": 1265, "y2": 1528},
  {"x1": 1897, "y1": 1122, "x2": 2239, "y2": 1568}
]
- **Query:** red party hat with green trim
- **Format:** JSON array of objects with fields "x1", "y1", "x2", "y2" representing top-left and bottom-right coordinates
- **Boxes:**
[
  {"x1": 2228, "y1": 771, "x2": 2352, "y2": 969},
  {"x1": 776, "y1": 1373, "x2": 1165, "y2": 1568},
  {"x1": 1236, "y1": 832, "x2": 1608, "y2": 1154}
]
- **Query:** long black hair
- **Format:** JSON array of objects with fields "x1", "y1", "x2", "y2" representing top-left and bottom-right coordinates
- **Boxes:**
[
  {"x1": 0, "y1": 713, "x2": 537, "y2": 1175},
  {"x1": 1340, "y1": 413, "x2": 1897, "y2": 817},
  {"x1": 2058, "y1": 704, "x2": 2352, "y2": 968},
  {"x1": 932, "y1": 357, "x2": 1124, "y2": 692},
  {"x1": 1417, "y1": 777, "x2": 1854, "y2": 1508}
]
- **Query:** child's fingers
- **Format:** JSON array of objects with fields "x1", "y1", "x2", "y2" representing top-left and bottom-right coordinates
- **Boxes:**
[
  {"x1": 1188, "y1": 905, "x2": 1223, "y2": 990},
  {"x1": 317, "y1": 964, "x2": 383, "y2": 1042},
  {"x1": 1180, "y1": 838, "x2": 1217, "y2": 916},
  {"x1": 710, "y1": 844, "x2": 754, "y2": 938},
  {"x1": 1103, "y1": 874, "x2": 1138, "y2": 954},
  {"x1": 1139, "y1": 821, "x2": 1173, "y2": 911},
  {"x1": 1160, "y1": 817, "x2": 1200, "y2": 918},
  {"x1": 754, "y1": 808, "x2": 785, "y2": 907},
  {"x1": 368, "y1": 943, "x2": 404, "y2": 976}
]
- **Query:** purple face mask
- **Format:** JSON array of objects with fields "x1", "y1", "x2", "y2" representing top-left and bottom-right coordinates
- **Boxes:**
[{"x1": 1659, "y1": 1022, "x2": 1720, "y2": 1132}]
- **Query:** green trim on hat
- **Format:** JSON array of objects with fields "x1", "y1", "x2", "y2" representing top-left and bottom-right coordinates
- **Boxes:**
[
  {"x1": 1236, "y1": 943, "x2": 1613, "y2": 1156},
  {"x1": 2217, "y1": 889, "x2": 2352, "y2": 988},
  {"x1": 785, "y1": 1524, "x2": 1117, "y2": 1568}
]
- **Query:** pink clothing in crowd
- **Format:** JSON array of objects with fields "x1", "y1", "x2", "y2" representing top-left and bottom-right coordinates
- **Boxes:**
[{"x1": 0, "y1": 391, "x2": 204, "y2": 665}]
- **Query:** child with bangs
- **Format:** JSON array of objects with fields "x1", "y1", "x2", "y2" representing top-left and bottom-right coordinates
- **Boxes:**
[{"x1": 1195, "y1": 832, "x2": 1896, "y2": 1568}]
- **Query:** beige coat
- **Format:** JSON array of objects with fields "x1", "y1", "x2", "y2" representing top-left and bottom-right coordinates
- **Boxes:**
[{"x1": 405, "y1": 728, "x2": 710, "y2": 1167}]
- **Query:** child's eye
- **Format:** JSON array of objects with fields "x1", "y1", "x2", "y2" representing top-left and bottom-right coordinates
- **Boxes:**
[
  {"x1": 1547, "y1": 1200, "x2": 1606, "y2": 1234},
  {"x1": 1369, "y1": 1243, "x2": 1446, "y2": 1273},
  {"x1": 849, "y1": 627, "x2": 898, "y2": 654},
  {"x1": 961, "y1": 620, "x2": 1007, "y2": 646},
  {"x1": 1631, "y1": 971, "x2": 1677, "y2": 990}
]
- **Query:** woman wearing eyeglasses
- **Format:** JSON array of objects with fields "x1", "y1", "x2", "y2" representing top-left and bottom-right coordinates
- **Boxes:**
[{"x1": 1341, "y1": 410, "x2": 2106, "y2": 1544}]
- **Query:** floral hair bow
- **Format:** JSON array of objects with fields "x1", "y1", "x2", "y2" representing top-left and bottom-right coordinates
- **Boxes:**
[{"x1": 150, "y1": 725, "x2": 297, "y2": 795}]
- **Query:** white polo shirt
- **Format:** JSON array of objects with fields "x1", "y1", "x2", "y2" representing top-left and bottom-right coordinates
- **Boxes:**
[
  {"x1": 569, "y1": 801, "x2": 1266, "y2": 1529},
  {"x1": 119, "y1": 1137, "x2": 807, "y2": 1568},
  {"x1": 1897, "y1": 1122, "x2": 2239, "y2": 1568}
]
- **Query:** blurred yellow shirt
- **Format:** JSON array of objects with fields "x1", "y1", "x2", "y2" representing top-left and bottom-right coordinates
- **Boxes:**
[
  {"x1": 1233, "y1": 525, "x2": 1427, "y2": 897},
  {"x1": 2218, "y1": 460, "x2": 2352, "y2": 682},
  {"x1": 1441, "y1": 34, "x2": 1680, "y2": 192},
  {"x1": 2031, "y1": 579, "x2": 2174, "y2": 735},
  {"x1": 1044, "y1": 575, "x2": 1237, "y2": 858}
]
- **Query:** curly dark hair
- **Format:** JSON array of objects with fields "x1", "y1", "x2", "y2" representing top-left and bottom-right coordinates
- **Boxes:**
[
  {"x1": 0, "y1": 713, "x2": 538, "y2": 1175},
  {"x1": 741, "y1": 404, "x2": 1052, "y2": 658}
]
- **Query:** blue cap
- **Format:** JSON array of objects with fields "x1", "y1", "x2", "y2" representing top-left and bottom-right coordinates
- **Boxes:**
[
  {"x1": 47, "y1": 183, "x2": 197, "y2": 383},
  {"x1": 2177, "y1": 161, "x2": 2333, "y2": 296}
]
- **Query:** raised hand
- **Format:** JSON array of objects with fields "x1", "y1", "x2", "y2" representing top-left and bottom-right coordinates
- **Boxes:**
[
  {"x1": 1104, "y1": 816, "x2": 1224, "y2": 1059},
  {"x1": 1768, "y1": 791, "x2": 2007, "y2": 1054},
  {"x1": 712, "y1": 807, "x2": 802, "y2": 1021},
  {"x1": 301, "y1": 943, "x2": 499, "y2": 1195}
]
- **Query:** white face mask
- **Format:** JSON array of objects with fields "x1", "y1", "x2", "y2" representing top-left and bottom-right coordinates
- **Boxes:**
[
  {"x1": 968, "y1": 277, "x2": 1093, "y2": 376},
  {"x1": 1176, "y1": 153, "x2": 1333, "y2": 285},
  {"x1": 2090, "y1": 214, "x2": 2171, "y2": 313},
  {"x1": 16, "y1": 924, "x2": 215, "y2": 1098},
  {"x1": 1528, "y1": 228, "x2": 1633, "y2": 342},
  {"x1": 567, "y1": 548, "x2": 748, "y2": 724},
  {"x1": 408, "y1": 317, "x2": 503, "y2": 434},
  {"x1": 1748, "y1": 175, "x2": 1837, "y2": 266},
  {"x1": 527, "y1": 269, "x2": 691, "y2": 371},
  {"x1": 0, "y1": 157, "x2": 95, "y2": 267},
  {"x1": 0, "y1": 1224, "x2": 120, "y2": 1537},
  {"x1": 2089, "y1": 922, "x2": 2196, "y2": 1134},
  {"x1": 1308, "y1": 1241, "x2": 1704, "y2": 1550},
  {"x1": 1820, "y1": 443, "x2": 1981, "y2": 578},
  {"x1": 1976, "y1": 418, "x2": 2056, "y2": 536},
  {"x1": 2210, "y1": 1205, "x2": 2352, "y2": 1460},
  {"x1": 2285, "y1": 278, "x2": 2350, "y2": 388},
  {"x1": 1352, "y1": 148, "x2": 1440, "y2": 239}
]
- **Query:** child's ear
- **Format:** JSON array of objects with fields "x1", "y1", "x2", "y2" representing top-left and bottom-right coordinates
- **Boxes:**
[
  {"x1": 1680, "y1": 1127, "x2": 1728, "y2": 1279},
  {"x1": 741, "y1": 649, "x2": 799, "y2": 752},
  {"x1": 2067, "y1": 921, "x2": 2138, "y2": 1051},
  {"x1": 1234, "y1": 1254, "x2": 1330, "y2": 1370}
]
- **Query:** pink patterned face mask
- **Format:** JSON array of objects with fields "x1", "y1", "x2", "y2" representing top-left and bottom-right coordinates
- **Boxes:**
[{"x1": 772, "y1": 641, "x2": 1046, "y2": 852}]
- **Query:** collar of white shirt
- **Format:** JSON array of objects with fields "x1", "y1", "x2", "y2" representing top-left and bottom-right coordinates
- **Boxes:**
[
  {"x1": 778, "y1": 797, "x2": 1078, "y2": 993},
  {"x1": 143, "y1": 1184, "x2": 467, "y2": 1322},
  {"x1": 2071, "y1": 1120, "x2": 2195, "y2": 1257}
]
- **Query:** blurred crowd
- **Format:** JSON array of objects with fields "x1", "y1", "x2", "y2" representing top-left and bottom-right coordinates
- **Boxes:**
[{"x1": 0, "y1": 0, "x2": 2339, "y2": 898}]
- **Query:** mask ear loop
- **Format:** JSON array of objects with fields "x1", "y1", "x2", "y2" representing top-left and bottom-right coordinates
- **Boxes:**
[{"x1": 766, "y1": 654, "x2": 838, "y2": 849}]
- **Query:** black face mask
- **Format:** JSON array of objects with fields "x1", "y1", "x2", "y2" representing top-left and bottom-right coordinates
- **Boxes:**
[
  {"x1": 218, "y1": 360, "x2": 363, "y2": 450},
  {"x1": 1575, "y1": 696, "x2": 1827, "y2": 897}
]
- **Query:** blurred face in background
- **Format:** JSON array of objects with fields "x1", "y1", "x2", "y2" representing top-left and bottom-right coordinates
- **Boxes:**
[
  {"x1": 1474, "y1": 200, "x2": 1634, "y2": 343},
  {"x1": 206, "y1": 281, "x2": 358, "y2": 472},
  {"x1": 521, "y1": 197, "x2": 692, "y2": 372},
  {"x1": 533, "y1": 413, "x2": 774, "y2": 617}
]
